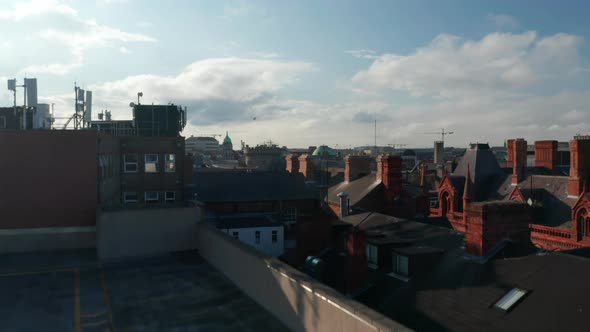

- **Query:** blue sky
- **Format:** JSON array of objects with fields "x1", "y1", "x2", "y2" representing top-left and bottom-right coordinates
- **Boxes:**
[{"x1": 2, "y1": 0, "x2": 590, "y2": 148}]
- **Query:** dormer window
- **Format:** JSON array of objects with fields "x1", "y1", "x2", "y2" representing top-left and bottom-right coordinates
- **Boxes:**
[
  {"x1": 394, "y1": 254, "x2": 409, "y2": 276},
  {"x1": 366, "y1": 244, "x2": 378, "y2": 269}
]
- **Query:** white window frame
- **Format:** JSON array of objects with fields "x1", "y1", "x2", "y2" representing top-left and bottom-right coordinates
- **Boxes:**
[
  {"x1": 255, "y1": 231, "x2": 261, "y2": 244},
  {"x1": 271, "y1": 230, "x2": 278, "y2": 243},
  {"x1": 395, "y1": 255, "x2": 409, "y2": 276},
  {"x1": 164, "y1": 153, "x2": 176, "y2": 173},
  {"x1": 144, "y1": 153, "x2": 159, "y2": 173},
  {"x1": 282, "y1": 207, "x2": 298, "y2": 223},
  {"x1": 123, "y1": 192, "x2": 138, "y2": 203},
  {"x1": 165, "y1": 191, "x2": 175, "y2": 202},
  {"x1": 123, "y1": 154, "x2": 138, "y2": 173},
  {"x1": 366, "y1": 244, "x2": 378, "y2": 269},
  {"x1": 0, "y1": 116, "x2": 6, "y2": 129},
  {"x1": 144, "y1": 191, "x2": 159, "y2": 202}
]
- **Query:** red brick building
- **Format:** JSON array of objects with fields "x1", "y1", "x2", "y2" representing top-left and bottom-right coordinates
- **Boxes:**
[
  {"x1": 324, "y1": 154, "x2": 429, "y2": 219},
  {"x1": 432, "y1": 137, "x2": 590, "y2": 252}
]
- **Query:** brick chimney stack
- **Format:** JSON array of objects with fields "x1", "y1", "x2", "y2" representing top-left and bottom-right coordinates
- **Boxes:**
[
  {"x1": 298, "y1": 154, "x2": 313, "y2": 181},
  {"x1": 344, "y1": 155, "x2": 372, "y2": 183},
  {"x1": 506, "y1": 139, "x2": 515, "y2": 168},
  {"x1": 568, "y1": 136, "x2": 590, "y2": 197},
  {"x1": 534, "y1": 140, "x2": 558, "y2": 170},
  {"x1": 511, "y1": 138, "x2": 527, "y2": 185},
  {"x1": 285, "y1": 153, "x2": 300, "y2": 173},
  {"x1": 377, "y1": 154, "x2": 403, "y2": 200}
]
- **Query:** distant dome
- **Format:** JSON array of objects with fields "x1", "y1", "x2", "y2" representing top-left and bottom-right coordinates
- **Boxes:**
[
  {"x1": 402, "y1": 149, "x2": 416, "y2": 157},
  {"x1": 223, "y1": 131, "x2": 232, "y2": 145},
  {"x1": 312, "y1": 145, "x2": 337, "y2": 157}
]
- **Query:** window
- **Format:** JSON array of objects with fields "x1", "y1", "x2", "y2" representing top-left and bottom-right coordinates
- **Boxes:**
[
  {"x1": 123, "y1": 192, "x2": 138, "y2": 203},
  {"x1": 255, "y1": 231, "x2": 261, "y2": 244},
  {"x1": 271, "y1": 230, "x2": 278, "y2": 243},
  {"x1": 0, "y1": 116, "x2": 6, "y2": 128},
  {"x1": 282, "y1": 207, "x2": 297, "y2": 223},
  {"x1": 394, "y1": 255, "x2": 409, "y2": 276},
  {"x1": 124, "y1": 154, "x2": 138, "y2": 173},
  {"x1": 165, "y1": 154, "x2": 176, "y2": 173},
  {"x1": 494, "y1": 288, "x2": 528, "y2": 311},
  {"x1": 144, "y1": 191, "x2": 159, "y2": 202},
  {"x1": 232, "y1": 231, "x2": 239, "y2": 239},
  {"x1": 145, "y1": 154, "x2": 158, "y2": 173},
  {"x1": 165, "y1": 191, "x2": 175, "y2": 202},
  {"x1": 366, "y1": 244, "x2": 378, "y2": 269}
]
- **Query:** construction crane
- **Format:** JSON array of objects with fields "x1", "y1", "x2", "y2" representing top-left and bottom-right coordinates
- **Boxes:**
[
  {"x1": 420, "y1": 128, "x2": 454, "y2": 144},
  {"x1": 200, "y1": 134, "x2": 222, "y2": 138}
]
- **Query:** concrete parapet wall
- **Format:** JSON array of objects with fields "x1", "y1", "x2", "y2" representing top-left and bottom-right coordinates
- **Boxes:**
[
  {"x1": 0, "y1": 226, "x2": 96, "y2": 253},
  {"x1": 195, "y1": 222, "x2": 410, "y2": 332},
  {"x1": 97, "y1": 207, "x2": 198, "y2": 261}
]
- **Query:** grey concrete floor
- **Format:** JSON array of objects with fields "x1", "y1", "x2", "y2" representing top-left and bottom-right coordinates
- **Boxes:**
[{"x1": 0, "y1": 250, "x2": 289, "y2": 332}]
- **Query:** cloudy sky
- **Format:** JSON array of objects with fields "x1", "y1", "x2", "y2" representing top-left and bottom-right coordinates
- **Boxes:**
[{"x1": 2, "y1": 0, "x2": 590, "y2": 148}]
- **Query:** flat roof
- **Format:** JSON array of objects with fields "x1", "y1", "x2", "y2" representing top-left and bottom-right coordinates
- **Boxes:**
[{"x1": 0, "y1": 249, "x2": 289, "y2": 332}]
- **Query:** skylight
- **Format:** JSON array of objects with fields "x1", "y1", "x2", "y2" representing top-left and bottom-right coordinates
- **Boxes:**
[{"x1": 494, "y1": 288, "x2": 528, "y2": 311}]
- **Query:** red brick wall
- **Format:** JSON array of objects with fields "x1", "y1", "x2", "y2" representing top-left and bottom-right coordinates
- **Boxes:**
[
  {"x1": 0, "y1": 130, "x2": 98, "y2": 228},
  {"x1": 568, "y1": 138, "x2": 590, "y2": 196},
  {"x1": 464, "y1": 202, "x2": 531, "y2": 256},
  {"x1": 512, "y1": 138, "x2": 527, "y2": 185},
  {"x1": 534, "y1": 140, "x2": 558, "y2": 170},
  {"x1": 344, "y1": 155, "x2": 371, "y2": 183},
  {"x1": 285, "y1": 154, "x2": 300, "y2": 173}
]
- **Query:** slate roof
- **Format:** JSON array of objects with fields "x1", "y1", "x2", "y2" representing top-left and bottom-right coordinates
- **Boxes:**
[
  {"x1": 341, "y1": 212, "x2": 464, "y2": 247},
  {"x1": 359, "y1": 251, "x2": 590, "y2": 332},
  {"x1": 453, "y1": 143, "x2": 505, "y2": 201},
  {"x1": 497, "y1": 174, "x2": 576, "y2": 228},
  {"x1": 327, "y1": 174, "x2": 382, "y2": 205},
  {"x1": 193, "y1": 170, "x2": 319, "y2": 202}
]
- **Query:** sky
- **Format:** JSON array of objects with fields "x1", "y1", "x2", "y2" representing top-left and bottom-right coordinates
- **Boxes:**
[{"x1": 2, "y1": 0, "x2": 590, "y2": 148}]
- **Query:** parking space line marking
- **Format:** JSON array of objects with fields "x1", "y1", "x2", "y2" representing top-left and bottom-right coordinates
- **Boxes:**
[
  {"x1": 75, "y1": 269, "x2": 81, "y2": 332},
  {"x1": 0, "y1": 268, "x2": 75, "y2": 278},
  {"x1": 81, "y1": 319, "x2": 108, "y2": 328},
  {"x1": 100, "y1": 270, "x2": 115, "y2": 332},
  {"x1": 81, "y1": 311, "x2": 107, "y2": 318}
]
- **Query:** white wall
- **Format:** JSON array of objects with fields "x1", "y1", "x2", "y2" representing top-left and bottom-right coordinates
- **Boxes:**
[{"x1": 223, "y1": 226, "x2": 284, "y2": 257}]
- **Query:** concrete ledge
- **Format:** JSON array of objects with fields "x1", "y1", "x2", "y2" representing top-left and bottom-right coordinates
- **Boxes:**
[
  {"x1": 0, "y1": 226, "x2": 96, "y2": 253},
  {"x1": 195, "y1": 222, "x2": 411, "y2": 332}
]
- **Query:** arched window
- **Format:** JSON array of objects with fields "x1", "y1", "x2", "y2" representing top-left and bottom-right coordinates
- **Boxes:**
[
  {"x1": 577, "y1": 209, "x2": 587, "y2": 239},
  {"x1": 440, "y1": 191, "x2": 451, "y2": 216}
]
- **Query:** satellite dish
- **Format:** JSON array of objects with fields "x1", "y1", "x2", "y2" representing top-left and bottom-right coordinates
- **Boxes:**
[{"x1": 129, "y1": 102, "x2": 135, "y2": 107}]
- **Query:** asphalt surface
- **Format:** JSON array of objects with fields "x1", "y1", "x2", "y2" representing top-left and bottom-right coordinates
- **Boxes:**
[{"x1": 0, "y1": 250, "x2": 288, "y2": 332}]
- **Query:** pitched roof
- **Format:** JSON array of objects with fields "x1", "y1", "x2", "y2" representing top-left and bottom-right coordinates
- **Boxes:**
[
  {"x1": 341, "y1": 212, "x2": 463, "y2": 247},
  {"x1": 453, "y1": 143, "x2": 504, "y2": 201},
  {"x1": 193, "y1": 171, "x2": 319, "y2": 202},
  {"x1": 327, "y1": 174, "x2": 381, "y2": 205},
  {"x1": 360, "y1": 251, "x2": 590, "y2": 332},
  {"x1": 498, "y1": 174, "x2": 576, "y2": 228}
]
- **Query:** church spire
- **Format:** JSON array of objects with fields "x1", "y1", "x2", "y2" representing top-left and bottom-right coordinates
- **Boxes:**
[{"x1": 463, "y1": 163, "x2": 472, "y2": 205}]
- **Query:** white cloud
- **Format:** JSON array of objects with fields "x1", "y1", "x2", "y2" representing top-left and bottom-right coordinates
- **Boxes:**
[
  {"x1": 352, "y1": 31, "x2": 584, "y2": 98},
  {"x1": 487, "y1": 14, "x2": 519, "y2": 29},
  {"x1": 0, "y1": 0, "x2": 77, "y2": 21},
  {"x1": 119, "y1": 46, "x2": 131, "y2": 54},
  {"x1": 75, "y1": 58, "x2": 313, "y2": 123},
  {"x1": 2, "y1": 1, "x2": 156, "y2": 75},
  {"x1": 345, "y1": 49, "x2": 379, "y2": 60}
]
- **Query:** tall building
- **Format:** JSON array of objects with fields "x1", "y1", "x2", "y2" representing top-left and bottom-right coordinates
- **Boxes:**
[{"x1": 221, "y1": 131, "x2": 234, "y2": 159}]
